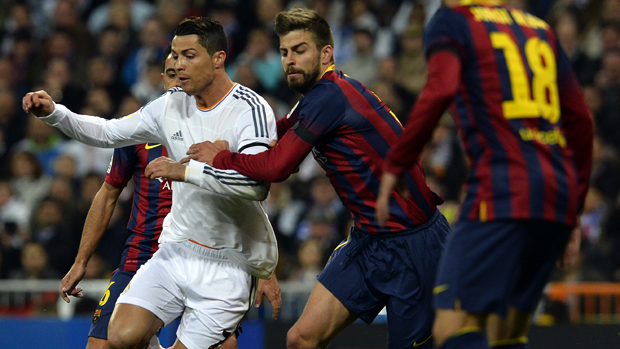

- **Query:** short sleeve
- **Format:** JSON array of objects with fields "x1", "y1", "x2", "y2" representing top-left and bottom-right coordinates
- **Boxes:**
[{"x1": 104, "y1": 146, "x2": 136, "y2": 188}]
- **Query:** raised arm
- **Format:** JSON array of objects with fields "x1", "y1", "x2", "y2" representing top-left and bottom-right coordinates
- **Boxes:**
[{"x1": 60, "y1": 181, "x2": 123, "y2": 302}]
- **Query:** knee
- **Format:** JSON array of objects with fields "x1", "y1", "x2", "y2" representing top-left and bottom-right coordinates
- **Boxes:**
[
  {"x1": 287, "y1": 326, "x2": 318, "y2": 349},
  {"x1": 107, "y1": 324, "x2": 141, "y2": 349}
]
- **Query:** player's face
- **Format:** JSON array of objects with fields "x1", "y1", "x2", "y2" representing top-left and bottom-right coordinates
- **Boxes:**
[
  {"x1": 171, "y1": 34, "x2": 215, "y2": 95},
  {"x1": 280, "y1": 30, "x2": 322, "y2": 95},
  {"x1": 161, "y1": 54, "x2": 181, "y2": 90}
]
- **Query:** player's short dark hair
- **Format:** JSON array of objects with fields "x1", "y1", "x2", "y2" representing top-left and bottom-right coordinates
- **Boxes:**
[
  {"x1": 174, "y1": 17, "x2": 228, "y2": 57},
  {"x1": 275, "y1": 8, "x2": 334, "y2": 62},
  {"x1": 162, "y1": 43, "x2": 172, "y2": 73}
]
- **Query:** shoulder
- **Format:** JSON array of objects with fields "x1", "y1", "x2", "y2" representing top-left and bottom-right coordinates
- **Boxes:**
[
  {"x1": 425, "y1": 7, "x2": 470, "y2": 57},
  {"x1": 232, "y1": 84, "x2": 272, "y2": 108}
]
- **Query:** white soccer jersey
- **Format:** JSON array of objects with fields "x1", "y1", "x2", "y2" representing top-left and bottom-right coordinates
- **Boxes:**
[{"x1": 40, "y1": 84, "x2": 278, "y2": 278}]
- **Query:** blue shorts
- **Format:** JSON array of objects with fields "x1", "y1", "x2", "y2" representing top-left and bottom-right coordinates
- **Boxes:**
[
  {"x1": 434, "y1": 219, "x2": 572, "y2": 317},
  {"x1": 89, "y1": 270, "x2": 134, "y2": 339},
  {"x1": 318, "y1": 210, "x2": 450, "y2": 349}
]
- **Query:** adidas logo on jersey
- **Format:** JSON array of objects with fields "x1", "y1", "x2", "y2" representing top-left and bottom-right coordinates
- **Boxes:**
[{"x1": 171, "y1": 130, "x2": 184, "y2": 141}]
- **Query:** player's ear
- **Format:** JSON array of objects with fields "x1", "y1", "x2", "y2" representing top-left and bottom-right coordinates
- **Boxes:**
[
  {"x1": 160, "y1": 73, "x2": 165, "y2": 84},
  {"x1": 321, "y1": 45, "x2": 333, "y2": 65},
  {"x1": 212, "y1": 51, "x2": 227, "y2": 69}
]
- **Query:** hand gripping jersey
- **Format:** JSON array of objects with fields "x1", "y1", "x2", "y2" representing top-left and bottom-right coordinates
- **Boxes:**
[{"x1": 40, "y1": 84, "x2": 278, "y2": 278}]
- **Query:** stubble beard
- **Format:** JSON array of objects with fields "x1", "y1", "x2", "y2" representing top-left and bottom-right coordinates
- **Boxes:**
[{"x1": 287, "y1": 58, "x2": 321, "y2": 95}]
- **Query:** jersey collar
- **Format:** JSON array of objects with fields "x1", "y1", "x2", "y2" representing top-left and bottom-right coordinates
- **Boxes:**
[{"x1": 320, "y1": 64, "x2": 336, "y2": 79}]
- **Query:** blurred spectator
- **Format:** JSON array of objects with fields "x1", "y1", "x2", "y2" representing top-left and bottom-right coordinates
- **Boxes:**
[
  {"x1": 29, "y1": 197, "x2": 77, "y2": 273},
  {"x1": 0, "y1": 178, "x2": 30, "y2": 234},
  {"x1": 0, "y1": 89, "x2": 28, "y2": 169},
  {"x1": 296, "y1": 176, "x2": 350, "y2": 243},
  {"x1": 34, "y1": 29, "x2": 89, "y2": 85},
  {"x1": 290, "y1": 238, "x2": 324, "y2": 283},
  {"x1": 338, "y1": 26, "x2": 378, "y2": 87},
  {"x1": 40, "y1": 57, "x2": 86, "y2": 112},
  {"x1": 87, "y1": 0, "x2": 155, "y2": 36},
  {"x1": 11, "y1": 116, "x2": 64, "y2": 175},
  {"x1": 131, "y1": 58, "x2": 165, "y2": 104},
  {"x1": 581, "y1": 187, "x2": 607, "y2": 249},
  {"x1": 591, "y1": 136, "x2": 620, "y2": 203},
  {"x1": 7, "y1": 151, "x2": 52, "y2": 216},
  {"x1": 156, "y1": 0, "x2": 190, "y2": 38},
  {"x1": 264, "y1": 181, "x2": 307, "y2": 257},
  {"x1": 86, "y1": 56, "x2": 129, "y2": 113},
  {"x1": 52, "y1": 0, "x2": 95, "y2": 60},
  {"x1": 554, "y1": 9, "x2": 600, "y2": 85},
  {"x1": 419, "y1": 115, "x2": 467, "y2": 202},
  {"x1": 374, "y1": 57, "x2": 416, "y2": 121},
  {"x1": 122, "y1": 17, "x2": 166, "y2": 87},
  {"x1": 97, "y1": 26, "x2": 129, "y2": 77},
  {"x1": 206, "y1": 4, "x2": 242, "y2": 62},
  {"x1": 397, "y1": 23, "x2": 426, "y2": 96},
  {"x1": 9, "y1": 241, "x2": 61, "y2": 279},
  {"x1": 1, "y1": 4, "x2": 34, "y2": 57},
  {"x1": 229, "y1": 28, "x2": 283, "y2": 93}
]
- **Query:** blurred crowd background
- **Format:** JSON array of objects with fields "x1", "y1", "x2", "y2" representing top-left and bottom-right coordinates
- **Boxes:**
[{"x1": 0, "y1": 0, "x2": 619, "y2": 314}]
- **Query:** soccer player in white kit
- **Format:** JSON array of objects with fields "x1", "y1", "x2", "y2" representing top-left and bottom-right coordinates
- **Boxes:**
[{"x1": 23, "y1": 17, "x2": 280, "y2": 349}]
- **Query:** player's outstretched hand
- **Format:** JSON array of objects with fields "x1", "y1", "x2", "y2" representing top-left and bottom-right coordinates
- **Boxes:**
[
  {"x1": 255, "y1": 274, "x2": 282, "y2": 320},
  {"x1": 23, "y1": 90, "x2": 55, "y2": 117},
  {"x1": 181, "y1": 140, "x2": 229, "y2": 166},
  {"x1": 60, "y1": 263, "x2": 86, "y2": 303},
  {"x1": 145, "y1": 156, "x2": 185, "y2": 181}
]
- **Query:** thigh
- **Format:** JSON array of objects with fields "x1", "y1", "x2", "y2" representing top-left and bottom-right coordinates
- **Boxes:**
[
  {"x1": 434, "y1": 220, "x2": 526, "y2": 317},
  {"x1": 88, "y1": 270, "x2": 134, "y2": 340},
  {"x1": 116, "y1": 246, "x2": 185, "y2": 325},
  {"x1": 510, "y1": 221, "x2": 572, "y2": 313},
  {"x1": 109, "y1": 303, "x2": 164, "y2": 344},
  {"x1": 290, "y1": 281, "x2": 358, "y2": 346},
  {"x1": 317, "y1": 230, "x2": 385, "y2": 324},
  {"x1": 384, "y1": 217, "x2": 449, "y2": 349},
  {"x1": 176, "y1": 252, "x2": 255, "y2": 349}
]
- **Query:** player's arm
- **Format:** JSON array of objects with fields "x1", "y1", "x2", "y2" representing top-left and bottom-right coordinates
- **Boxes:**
[
  {"x1": 377, "y1": 49, "x2": 461, "y2": 226},
  {"x1": 556, "y1": 44, "x2": 594, "y2": 210},
  {"x1": 60, "y1": 181, "x2": 123, "y2": 302},
  {"x1": 23, "y1": 90, "x2": 165, "y2": 148}
]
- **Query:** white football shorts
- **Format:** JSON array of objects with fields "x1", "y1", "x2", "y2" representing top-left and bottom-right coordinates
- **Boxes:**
[{"x1": 116, "y1": 240, "x2": 257, "y2": 349}]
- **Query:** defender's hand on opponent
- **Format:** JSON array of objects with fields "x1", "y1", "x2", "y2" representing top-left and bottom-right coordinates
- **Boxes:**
[
  {"x1": 181, "y1": 140, "x2": 230, "y2": 166},
  {"x1": 255, "y1": 274, "x2": 282, "y2": 320},
  {"x1": 22, "y1": 91, "x2": 55, "y2": 117},
  {"x1": 145, "y1": 157, "x2": 186, "y2": 181},
  {"x1": 60, "y1": 263, "x2": 86, "y2": 303}
]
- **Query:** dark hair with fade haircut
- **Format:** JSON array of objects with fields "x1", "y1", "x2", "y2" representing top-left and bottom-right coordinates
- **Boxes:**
[
  {"x1": 162, "y1": 43, "x2": 172, "y2": 72},
  {"x1": 174, "y1": 17, "x2": 228, "y2": 57},
  {"x1": 274, "y1": 8, "x2": 335, "y2": 63}
]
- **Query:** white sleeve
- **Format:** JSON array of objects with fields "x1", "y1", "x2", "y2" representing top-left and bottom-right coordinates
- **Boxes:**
[
  {"x1": 183, "y1": 97, "x2": 277, "y2": 201},
  {"x1": 185, "y1": 160, "x2": 270, "y2": 201},
  {"x1": 37, "y1": 98, "x2": 165, "y2": 148}
]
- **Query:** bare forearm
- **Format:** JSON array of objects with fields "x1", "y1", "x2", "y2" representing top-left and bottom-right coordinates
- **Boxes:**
[{"x1": 74, "y1": 182, "x2": 122, "y2": 266}]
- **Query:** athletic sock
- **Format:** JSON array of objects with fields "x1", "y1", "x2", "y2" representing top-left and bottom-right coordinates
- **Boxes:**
[
  {"x1": 440, "y1": 328, "x2": 489, "y2": 349},
  {"x1": 490, "y1": 337, "x2": 528, "y2": 349}
]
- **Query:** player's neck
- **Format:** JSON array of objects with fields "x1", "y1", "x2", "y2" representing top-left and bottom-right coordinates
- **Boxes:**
[{"x1": 195, "y1": 74, "x2": 235, "y2": 109}]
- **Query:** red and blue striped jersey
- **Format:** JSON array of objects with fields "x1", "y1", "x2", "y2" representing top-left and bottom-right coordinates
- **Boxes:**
[
  {"x1": 387, "y1": 3, "x2": 592, "y2": 226},
  {"x1": 289, "y1": 68, "x2": 442, "y2": 234},
  {"x1": 105, "y1": 143, "x2": 172, "y2": 271}
]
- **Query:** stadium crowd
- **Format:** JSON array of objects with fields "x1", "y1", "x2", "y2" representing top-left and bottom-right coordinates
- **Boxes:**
[{"x1": 0, "y1": 0, "x2": 618, "y2": 305}]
